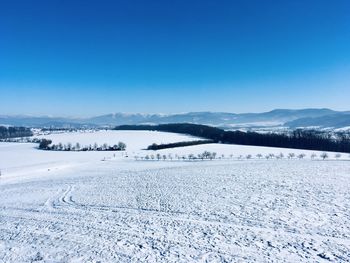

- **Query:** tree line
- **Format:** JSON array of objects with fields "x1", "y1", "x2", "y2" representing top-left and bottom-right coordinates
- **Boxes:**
[
  {"x1": 135, "y1": 151, "x2": 217, "y2": 161},
  {"x1": 38, "y1": 139, "x2": 127, "y2": 151},
  {"x1": 147, "y1": 140, "x2": 214, "y2": 150},
  {"x1": 0, "y1": 126, "x2": 32, "y2": 139},
  {"x1": 135, "y1": 151, "x2": 344, "y2": 162},
  {"x1": 115, "y1": 124, "x2": 350, "y2": 153}
]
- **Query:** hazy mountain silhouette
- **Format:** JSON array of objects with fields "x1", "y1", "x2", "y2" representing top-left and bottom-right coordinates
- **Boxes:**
[{"x1": 1, "y1": 108, "x2": 348, "y2": 129}]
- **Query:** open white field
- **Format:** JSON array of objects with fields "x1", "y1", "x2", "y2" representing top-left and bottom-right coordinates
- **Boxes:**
[
  {"x1": 0, "y1": 131, "x2": 202, "y2": 181},
  {"x1": 1, "y1": 131, "x2": 350, "y2": 262},
  {"x1": 147, "y1": 143, "x2": 350, "y2": 160},
  {"x1": 34, "y1": 130, "x2": 203, "y2": 152}
]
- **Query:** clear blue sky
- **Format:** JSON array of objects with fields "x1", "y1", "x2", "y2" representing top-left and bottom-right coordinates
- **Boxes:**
[{"x1": 0, "y1": 0, "x2": 349, "y2": 116}]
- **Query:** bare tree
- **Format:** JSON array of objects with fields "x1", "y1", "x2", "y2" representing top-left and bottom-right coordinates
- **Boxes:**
[
  {"x1": 75, "y1": 142, "x2": 81, "y2": 151},
  {"x1": 297, "y1": 153, "x2": 306, "y2": 159},
  {"x1": 118, "y1": 141, "x2": 126, "y2": 151},
  {"x1": 288, "y1": 153, "x2": 295, "y2": 159},
  {"x1": 202, "y1": 151, "x2": 211, "y2": 159},
  {"x1": 310, "y1": 153, "x2": 317, "y2": 160},
  {"x1": 256, "y1": 154, "x2": 262, "y2": 159},
  {"x1": 320, "y1": 152, "x2": 328, "y2": 160}
]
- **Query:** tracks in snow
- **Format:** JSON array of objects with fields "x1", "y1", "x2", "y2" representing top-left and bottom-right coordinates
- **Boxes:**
[{"x1": 1, "y1": 160, "x2": 350, "y2": 262}]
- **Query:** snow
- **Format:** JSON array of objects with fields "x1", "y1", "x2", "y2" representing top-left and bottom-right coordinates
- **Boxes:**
[
  {"x1": 227, "y1": 121, "x2": 284, "y2": 127},
  {"x1": 0, "y1": 130, "x2": 350, "y2": 262},
  {"x1": 151, "y1": 143, "x2": 349, "y2": 159},
  {"x1": 34, "y1": 130, "x2": 203, "y2": 152},
  {"x1": 0, "y1": 131, "x2": 202, "y2": 180},
  {"x1": 335, "y1": 126, "x2": 350, "y2": 132}
]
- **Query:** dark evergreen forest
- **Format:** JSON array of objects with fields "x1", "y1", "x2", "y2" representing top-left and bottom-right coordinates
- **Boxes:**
[
  {"x1": 0, "y1": 126, "x2": 33, "y2": 139},
  {"x1": 115, "y1": 123, "x2": 350, "y2": 153}
]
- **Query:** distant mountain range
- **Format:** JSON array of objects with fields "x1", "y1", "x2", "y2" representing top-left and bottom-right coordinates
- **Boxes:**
[{"x1": 1, "y1": 109, "x2": 350, "y2": 129}]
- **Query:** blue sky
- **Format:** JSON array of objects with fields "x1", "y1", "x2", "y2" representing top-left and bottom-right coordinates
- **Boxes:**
[{"x1": 0, "y1": 0, "x2": 349, "y2": 116}]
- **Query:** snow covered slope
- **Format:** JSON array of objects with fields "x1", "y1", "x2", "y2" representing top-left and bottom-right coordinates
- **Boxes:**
[
  {"x1": 0, "y1": 131, "x2": 349, "y2": 262},
  {"x1": 0, "y1": 131, "x2": 201, "y2": 180},
  {"x1": 35, "y1": 130, "x2": 202, "y2": 152}
]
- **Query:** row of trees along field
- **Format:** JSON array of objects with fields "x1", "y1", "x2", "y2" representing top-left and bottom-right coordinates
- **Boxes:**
[
  {"x1": 136, "y1": 152, "x2": 346, "y2": 161},
  {"x1": 147, "y1": 140, "x2": 214, "y2": 150},
  {"x1": 115, "y1": 124, "x2": 350, "y2": 153},
  {"x1": 0, "y1": 126, "x2": 32, "y2": 139},
  {"x1": 38, "y1": 139, "x2": 126, "y2": 151}
]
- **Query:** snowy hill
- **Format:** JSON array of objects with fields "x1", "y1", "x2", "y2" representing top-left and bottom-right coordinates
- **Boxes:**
[
  {"x1": 1, "y1": 130, "x2": 350, "y2": 262},
  {"x1": 286, "y1": 112, "x2": 350, "y2": 129}
]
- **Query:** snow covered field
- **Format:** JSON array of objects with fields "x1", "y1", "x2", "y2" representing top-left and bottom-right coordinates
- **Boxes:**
[
  {"x1": 1, "y1": 131, "x2": 350, "y2": 262},
  {"x1": 35, "y1": 130, "x2": 204, "y2": 152},
  {"x1": 0, "y1": 131, "x2": 202, "y2": 181}
]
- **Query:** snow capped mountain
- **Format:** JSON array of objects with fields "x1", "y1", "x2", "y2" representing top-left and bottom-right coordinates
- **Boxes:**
[{"x1": 0, "y1": 108, "x2": 348, "y2": 129}]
